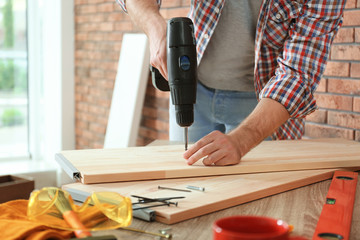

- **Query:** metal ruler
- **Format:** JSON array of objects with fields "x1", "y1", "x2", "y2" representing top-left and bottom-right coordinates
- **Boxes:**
[{"x1": 312, "y1": 171, "x2": 358, "y2": 240}]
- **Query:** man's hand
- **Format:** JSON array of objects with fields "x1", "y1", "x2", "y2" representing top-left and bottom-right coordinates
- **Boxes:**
[
  {"x1": 148, "y1": 22, "x2": 168, "y2": 79},
  {"x1": 183, "y1": 98, "x2": 290, "y2": 166},
  {"x1": 126, "y1": 0, "x2": 168, "y2": 79},
  {"x1": 183, "y1": 130, "x2": 242, "y2": 166}
]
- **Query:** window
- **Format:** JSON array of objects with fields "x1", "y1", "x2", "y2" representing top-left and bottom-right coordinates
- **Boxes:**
[
  {"x1": 0, "y1": 0, "x2": 29, "y2": 159},
  {"x1": 0, "y1": 0, "x2": 74, "y2": 176}
]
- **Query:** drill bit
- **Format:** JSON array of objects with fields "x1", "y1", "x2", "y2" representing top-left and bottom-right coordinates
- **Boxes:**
[{"x1": 184, "y1": 127, "x2": 188, "y2": 151}]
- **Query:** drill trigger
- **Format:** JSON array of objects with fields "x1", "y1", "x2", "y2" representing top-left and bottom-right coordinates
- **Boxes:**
[{"x1": 150, "y1": 65, "x2": 170, "y2": 92}]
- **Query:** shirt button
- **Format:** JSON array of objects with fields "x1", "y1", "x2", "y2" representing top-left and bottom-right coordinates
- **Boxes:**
[
  {"x1": 214, "y1": 7, "x2": 219, "y2": 13},
  {"x1": 204, "y1": 33, "x2": 209, "y2": 39},
  {"x1": 276, "y1": 13, "x2": 281, "y2": 20}
]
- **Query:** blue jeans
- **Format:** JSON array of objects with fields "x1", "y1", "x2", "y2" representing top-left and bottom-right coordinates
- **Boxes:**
[{"x1": 169, "y1": 82, "x2": 258, "y2": 142}]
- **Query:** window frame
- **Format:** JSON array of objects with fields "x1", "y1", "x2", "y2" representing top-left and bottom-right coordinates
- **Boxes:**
[{"x1": 0, "y1": 0, "x2": 74, "y2": 174}]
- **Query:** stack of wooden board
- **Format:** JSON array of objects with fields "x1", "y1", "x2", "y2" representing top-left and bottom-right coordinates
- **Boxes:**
[{"x1": 59, "y1": 138, "x2": 360, "y2": 224}]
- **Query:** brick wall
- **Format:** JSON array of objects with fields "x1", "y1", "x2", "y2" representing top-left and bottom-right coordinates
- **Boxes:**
[
  {"x1": 74, "y1": 0, "x2": 190, "y2": 149},
  {"x1": 305, "y1": 0, "x2": 360, "y2": 141},
  {"x1": 74, "y1": 0, "x2": 360, "y2": 150}
]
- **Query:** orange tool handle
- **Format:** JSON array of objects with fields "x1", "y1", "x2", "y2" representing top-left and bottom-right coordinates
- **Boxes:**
[
  {"x1": 63, "y1": 210, "x2": 92, "y2": 238},
  {"x1": 312, "y1": 171, "x2": 358, "y2": 240}
]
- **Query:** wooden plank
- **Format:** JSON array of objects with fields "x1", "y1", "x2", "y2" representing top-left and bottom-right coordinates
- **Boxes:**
[
  {"x1": 63, "y1": 169, "x2": 352, "y2": 224},
  {"x1": 56, "y1": 138, "x2": 360, "y2": 184},
  {"x1": 104, "y1": 34, "x2": 150, "y2": 148}
]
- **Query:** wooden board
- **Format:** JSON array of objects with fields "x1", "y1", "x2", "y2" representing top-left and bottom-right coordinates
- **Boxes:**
[
  {"x1": 104, "y1": 34, "x2": 149, "y2": 148},
  {"x1": 56, "y1": 138, "x2": 360, "y2": 184},
  {"x1": 63, "y1": 168, "x2": 352, "y2": 224}
]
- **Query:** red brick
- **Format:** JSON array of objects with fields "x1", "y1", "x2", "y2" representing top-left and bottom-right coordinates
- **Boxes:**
[
  {"x1": 315, "y1": 93, "x2": 353, "y2": 111},
  {"x1": 75, "y1": 0, "x2": 88, "y2": 5},
  {"x1": 355, "y1": 131, "x2": 360, "y2": 141},
  {"x1": 114, "y1": 22, "x2": 134, "y2": 32},
  {"x1": 106, "y1": 12, "x2": 126, "y2": 22},
  {"x1": 306, "y1": 109, "x2": 327, "y2": 123},
  {"x1": 345, "y1": 0, "x2": 356, "y2": 8},
  {"x1": 327, "y1": 78, "x2": 360, "y2": 95},
  {"x1": 89, "y1": 123, "x2": 106, "y2": 135},
  {"x1": 182, "y1": 0, "x2": 191, "y2": 6},
  {"x1": 331, "y1": 45, "x2": 360, "y2": 60},
  {"x1": 78, "y1": 5, "x2": 97, "y2": 14},
  {"x1": 142, "y1": 106, "x2": 169, "y2": 120},
  {"x1": 333, "y1": 28, "x2": 354, "y2": 43},
  {"x1": 104, "y1": 32, "x2": 123, "y2": 41},
  {"x1": 99, "y1": 22, "x2": 114, "y2": 31},
  {"x1": 316, "y1": 78, "x2": 327, "y2": 92},
  {"x1": 351, "y1": 63, "x2": 360, "y2": 78},
  {"x1": 75, "y1": 15, "x2": 91, "y2": 23},
  {"x1": 97, "y1": 3, "x2": 115, "y2": 13},
  {"x1": 88, "y1": 14, "x2": 105, "y2": 23},
  {"x1": 354, "y1": 97, "x2": 360, "y2": 112},
  {"x1": 89, "y1": 69, "x2": 105, "y2": 78},
  {"x1": 323, "y1": 61, "x2": 350, "y2": 77},
  {"x1": 343, "y1": 10, "x2": 360, "y2": 26},
  {"x1": 305, "y1": 123, "x2": 354, "y2": 139},
  {"x1": 75, "y1": 33, "x2": 88, "y2": 41},
  {"x1": 356, "y1": 28, "x2": 360, "y2": 42},
  {"x1": 328, "y1": 111, "x2": 360, "y2": 128},
  {"x1": 138, "y1": 127, "x2": 169, "y2": 141},
  {"x1": 77, "y1": 23, "x2": 99, "y2": 32},
  {"x1": 88, "y1": 0, "x2": 105, "y2": 4},
  {"x1": 143, "y1": 118, "x2": 169, "y2": 132}
]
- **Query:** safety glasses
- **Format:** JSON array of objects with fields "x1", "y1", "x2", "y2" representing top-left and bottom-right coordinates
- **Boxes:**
[{"x1": 27, "y1": 187, "x2": 132, "y2": 231}]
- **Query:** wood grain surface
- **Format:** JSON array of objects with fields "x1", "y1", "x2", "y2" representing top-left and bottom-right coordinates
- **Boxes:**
[
  {"x1": 58, "y1": 138, "x2": 360, "y2": 184},
  {"x1": 86, "y1": 172, "x2": 360, "y2": 240},
  {"x1": 63, "y1": 168, "x2": 348, "y2": 224}
]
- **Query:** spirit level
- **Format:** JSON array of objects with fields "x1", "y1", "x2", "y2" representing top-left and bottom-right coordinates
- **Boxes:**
[{"x1": 312, "y1": 171, "x2": 358, "y2": 240}]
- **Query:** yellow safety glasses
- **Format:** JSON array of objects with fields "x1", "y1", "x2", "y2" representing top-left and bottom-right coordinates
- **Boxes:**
[{"x1": 27, "y1": 187, "x2": 132, "y2": 231}]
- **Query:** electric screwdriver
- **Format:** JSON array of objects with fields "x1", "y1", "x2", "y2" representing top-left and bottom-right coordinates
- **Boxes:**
[{"x1": 150, "y1": 17, "x2": 197, "y2": 151}]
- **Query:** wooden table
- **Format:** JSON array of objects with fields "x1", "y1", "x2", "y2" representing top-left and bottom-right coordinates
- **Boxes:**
[
  {"x1": 89, "y1": 176, "x2": 360, "y2": 239},
  {"x1": 83, "y1": 140, "x2": 360, "y2": 240}
]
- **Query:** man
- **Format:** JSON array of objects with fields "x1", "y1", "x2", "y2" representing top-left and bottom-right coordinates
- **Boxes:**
[{"x1": 116, "y1": 0, "x2": 346, "y2": 166}]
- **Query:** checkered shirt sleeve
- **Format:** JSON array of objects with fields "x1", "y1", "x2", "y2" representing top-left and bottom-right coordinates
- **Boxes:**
[{"x1": 255, "y1": 0, "x2": 346, "y2": 139}]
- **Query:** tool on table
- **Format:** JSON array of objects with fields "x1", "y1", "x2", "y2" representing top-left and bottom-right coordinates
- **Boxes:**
[
  {"x1": 150, "y1": 17, "x2": 197, "y2": 151},
  {"x1": 158, "y1": 185, "x2": 192, "y2": 192},
  {"x1": 65, "y1": 187, "x2": 155, "y2": 222},
  {"x1": 186, "y1": 185, "x2": 205, "y2": 192},
  {"x1": 132, "y1": 195, "x2": 185, "y2": 206},
  {"x1": 213, "y1": 215, "x2": 306, "y2": 240},
  {"x1": 131, "y1": 195, "x2": 185, "y2": 210},
  {"x1": 27, "y1": 187, "x2": 132, "y2": 233},
  {"x1": 49, "y1": 188, "x2": 92, "y2": 238},
  {"x1": 312, "y1": 171, "x2": 358, "y2": 240},
  {"x1": 122, "y1": 226, "x2": 172, "y2": 239},
  {"x1": 70, "y1": 235, "x2": 117, "y2": 240}
]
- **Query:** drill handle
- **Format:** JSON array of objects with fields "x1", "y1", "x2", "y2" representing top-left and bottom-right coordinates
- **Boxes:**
[{"x1": 150, "y1": 65, "x2": 170, "y2": 92}]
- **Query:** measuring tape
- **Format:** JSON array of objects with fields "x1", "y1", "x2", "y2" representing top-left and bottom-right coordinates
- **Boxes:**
[{"x1": 312, "y1": 171, "x2": 358, "y2": 240}]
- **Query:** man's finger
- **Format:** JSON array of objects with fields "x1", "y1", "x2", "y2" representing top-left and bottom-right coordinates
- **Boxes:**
[
  {"x1": 202, "y1": 150, "x2": 226, "y2": 165},
  {"x1": 186, "y1": 141, "x2": 217, "y2": 165},
  {"x1": 183, "y1": 134, "x2": 214, "y2": 160}
]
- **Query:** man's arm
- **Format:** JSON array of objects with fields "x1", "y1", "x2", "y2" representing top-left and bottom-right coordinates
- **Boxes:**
[
  {"x1": 118, "y1": 0, "x2": 168, "y2": 79},
  {"x1": 184, "y1": 98, "x2": 289, "y2": 165}
]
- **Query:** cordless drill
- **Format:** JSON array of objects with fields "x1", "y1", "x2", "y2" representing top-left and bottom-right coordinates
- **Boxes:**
[{"x1": 150, "y1": 17, "x2": 197, "y2": 151}]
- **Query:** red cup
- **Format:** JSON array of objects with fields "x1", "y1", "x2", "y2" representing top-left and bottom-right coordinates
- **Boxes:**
[{"x1": 213, "y1": 216, "x2": 305, "y2": 240}]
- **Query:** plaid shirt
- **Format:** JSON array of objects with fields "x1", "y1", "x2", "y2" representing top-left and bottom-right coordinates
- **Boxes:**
[{"x1": 117, "y1": 0, "x2": 346, "y2": 140}]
